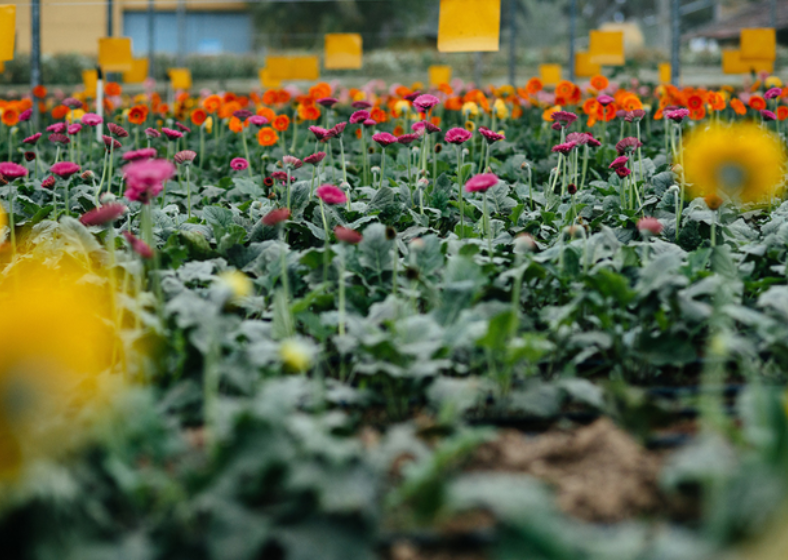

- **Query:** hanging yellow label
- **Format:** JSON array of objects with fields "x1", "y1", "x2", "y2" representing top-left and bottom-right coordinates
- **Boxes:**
[
  {"x1": 324, "y1": 34, "x2": 363, "y2": 70},
  {"x1": 437, "y1": 0, "x2": 501, "y2": 53}
]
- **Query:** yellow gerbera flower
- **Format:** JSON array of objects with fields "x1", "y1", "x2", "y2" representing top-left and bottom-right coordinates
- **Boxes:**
[
  {"x1": 462, "y1": 101, "x2": 479, "y2": 117},
  {"x1": 494, "y1": 98, "x2": 509, "y2": 120},
  {"x1": 682, "y1": 123, "x2": 786, "y2": 205},
  {"x1": 217, "y1": 270, "x2": 253, "y2": 304},
  {"x1": 280, "y1": 338, "x2": 314, "y2": 373}
]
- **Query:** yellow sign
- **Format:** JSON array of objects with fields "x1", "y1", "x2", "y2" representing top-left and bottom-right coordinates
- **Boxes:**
[
  {"x1": 659, "y1": 63, "x2": 672, "y2": 84},
  {"x1": 324, "y1": 33, "x2": 363, "y2": 70},
  {"x1": 722, "y1": 49, "x2": 774, "y2": 75},
  {"x1": 539, "y1": 64, "x2": 562, "y2": 86},
  {"x1": 437, "y1": 0, "x2": 501, "y2": 53},
  {"x1": 168, "y1": 68, "x2": 192, "y2": 90},
  {"x1": 429, "y1": 65, "x2": 452, "y2": 86},
  {"x1": 0, "y1": 61, "x2": 5, "y2": 73},
  {"x1": 123, "y1": 58, "x2": 149, "y2": 84},
  {"x1": 98, "y1": 37, "x2": 133, "y2": 72},
  {"x1": 82, "y1": 69, "x2": 98, "y2": 97},
  {"x1": 0, "y1": 5, "x2": 15, "y2": 62},
  {"x1": 265, "y1": 56, "x2": 320, "y2": 81},
  {"x1": 740, "y1": 28, "x2": 776, "y2": 61},
  {"x1": 589, "y1": 30, "x2": 625, "y2": 66},
  {"x1": 574, "y1": 52, "x2": 600, "y2": 78},
  {"x1": 258, "y1": 68, "x2": 282, "y2": 89}
]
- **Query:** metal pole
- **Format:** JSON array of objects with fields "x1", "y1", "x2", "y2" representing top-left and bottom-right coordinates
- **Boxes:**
[
  {"x1": 568, "y1": 0, "x2": 576, "y2": 82},
  {"x1": 177, "y1": 0, "x2": 186, "y2": 67},
  {"x1": 148, "y1": 0, "x2": 155, "y2": 78},
  {"x1": 508, "y1": 0, "x2": 516, "y2": 86},
  {"x1": 771, "y1": 0, "x2": 777, "y2": 28},
  {"x1": 30, "y1": 0, "x2": 41, "y2": 129},
  {"x1": 107, "y1": 0, "x2": 113, "y2": 37},
  {"x1": 671, "y1": 0, "x2": 680, "y2": 86},
  {"x1": 474, "y1": 52, "x2": 482, "y2": 88}
]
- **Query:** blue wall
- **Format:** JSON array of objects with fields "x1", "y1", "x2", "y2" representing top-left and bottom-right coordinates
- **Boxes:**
[{"x1": 123, "y1": 11, "x2": 253, "y2": 55}]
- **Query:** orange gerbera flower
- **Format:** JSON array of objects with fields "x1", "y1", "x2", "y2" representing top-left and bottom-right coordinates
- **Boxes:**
[
  {"x1": 555, "y1": 80, "x2": 575, "y2": 99},
  {"x1": 203, "y1": 94, "x2": 222, "y2": 114},
  {"x1": 220, "y1": 100, "x2": 242, "y2": 120},
  {"x1": 262, "y1": 90, "x2": 278, "y2": 106},
  {"x1": 689, "y1": 106, "x2": 706, "y2": 120},
  {"x1": 708, "y1": 91, "x2": 726, "y2": 111},
  {"x1": 582, "y1": 98, "x2": 600, "y2": 115},
  {"x1": 299, "y1": 104, "x2": 320, "y2": 121},
  {"x1": 355, "y1": 128, "x2": 362, "y2": 139},
  {"x1": 275, "y1": 90, "x2": 291, "y2": 104},
  {"x1": 430, "y1": 115, "x2": 442, "y2": 126},
  {"x1": 445, "y1": 96, "x2": 463, "y2": 111},
  {"x1": 370, "y1": 106, "x2": 388, "y2": 124},
  {"x1": 309, "y1": 82, "x2": 332, "y2": 100},
  {"x1": 590, "y1": 74, "x2": 609, "y2": 91},
  {"x1": 228, "y1": 116, "x2": 247, "y2": 133},
  {"x1": 191, "y1": 108, "x2": 207, "y2": 126},
  {"x1": 438, "y1": 83, "x2": 453, "y2": 96},
  {"x1": 51, "y1": 105, "x2": 69, "y2": 120},
  {"x1": 128, "y1": 104, "x2": 148, "y2": 125},
  {"x1": 749, "y1": 95, "x2": 766, "y2": 111},
  {"x1": 394, "y1": 85, "x2": 412, "y2": 98},
  {"x1": 568, "y1": 85, "x2": 582, "y2": 105},
  {"x1": 511, "y1": 105, "x2": 523, "y2": 119},
  {"x1": 687, "y1": 94, "x2": 704, "y2": 111},
  {"x1": 272, "y1": 114, "x2": 290, "y2": 132},
  {"x1": 104, "y1": 82, "x2": 122, "y2": 96},
  {"x1": 258, "y1": 126, "x2": 278, "y2": 147},
  {"x1": 776, "y1": 106, "x2": 788, "y2": 121},
  {"x1": 730, "y1": 98, "x2": 747, "y2": 115},
  {"x1": 622, "y1": 95, "x2": 644, "y2": 111},
  {"x1": 653, "y1": 108, "x2": 664, "y2": 120},
  {"x1": 157, "y1": 103, "x2": 170, "y2": 116},
  {"x1": 525, "y1": 77, "x2": 543, "y2": 95},
  {"x1": 392, "y1": 125, "x2": 404, "y2": 137},
  {"x1": 32, "y1": 85, "x2": 47, "y2": 99},
  {"x1": 257, "y1": 106, "x2": 276, "y2": 121},
  {"x1": 223, "y1": 92, "x2": 237, "y2": 104},
  {"x1": 2, "y1": 108, "x2": 18, "y2": 127}
]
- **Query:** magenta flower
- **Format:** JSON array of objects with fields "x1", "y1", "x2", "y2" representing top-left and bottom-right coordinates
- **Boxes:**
[
  {"x1": 249, "y1": 115, "x2": 269, "y2": 127},
  {"x1": 597, "y1": 95, "x2": 615, "y2": 106},
  {"x1": 103, "y1": 136, "x2": 121, "y2": 150},
  {"x1": 637, "y1": 217, "x2": 663, "y2": 237},
  {"x1": 566, "y1": 132, "x2": 592, "y2": 145},
  {"x1": 397, "y1": 133, "x2": 419, "y2": 145},
  {"x1": 349, "y1": 110, "x2": 370, "y2": 124},
  {"x1": 372, "y1": 132, "x2": 398, "y2": 147},
  {"x1": 465, "y1": 173, "x2": 498, "y2": 193},
  {"x1": 79, "y1": 203, "x2": 127, "y2": 226},
  {"x1": 316, "y1": 97, "x2": 338, "y2": 108},
  {"x1": 63, "y1": 97, "x2": 82, "y2": 109},
  {"x1": 122, "y1": 147, "x2": 158, "y2": 162},
  {"x1": 445, "y1": 127, "x2": 472, "y2": 144},
  {"x1": 479, "y1": 127, "x2": 505, "y2": 143},
  {"x1": 304, "y1": 152, "x2": 327, "y2": 166},
  {"x1": 232, "y1": 110, "x2": 253, "y2": 121},
  {"x1": 363, "y1": 119, "x2": 377, "y2": 128},
  {"x1": 609, "y1": 155, "x2": 629, "y2": 169},
  {"x1": 551, "y1": 111, "x2": 578, "y2": 126},
  {"x1": 175, "y1": 122, "x2": 191, "y2": 133},
  {"x1": 765, "y1": 87, "x2": 782, "y2": 100},
  {"x1": 351, "y1": 100, "x2": 373, "y2": 109},
  {"x1": 270, "y1": 171, "x2": 294, "y2": 184},
  {"x1": 761, "y1": 109, "x2": 777, "y2": 121},
  {"x1": 161, "y1": 127, "x2": 183, "y2": 140},
  {"x1": 107, "y1": 123, "x2": 129, "y2": 138},
  {"x1": 230, "y1": 157, "x2": 249, "y2": 171},
  {"x1": 403, "y1": 91, "x2": 422, "y2": 102},
  {"x1": 19, "y1": 109, "x2": 32, "y2": 122},
  {"x1": 262, "y1": 208, "x2": 291, "y2": 227},
  {"x1": 81, "y1": 113, "x2": 103, "y2": 127},
  {"x1": 413, "y1": 94, "x2": 440, "y2": 113},
  {"x1": 0, "y1": 162, "x2": 29, "y2": 179},
  {"x1": 47, "y1": 122, "x2": 67, "y2": 134},
  {"x1": 334, "y1": 225, "x2": 363, "y2": 244},
  {"x1": 282, "y1": 155, "x2": 303, "y2": 170},
  {"x1": 331, "y1": 122, "x2": 347, "y2": 137},
  {"x1": 665, "y1": 109, "x2": 690, "y2": 123},
  {"x1": 49, "y1": 133, "x2": 70, "y2": 145},
  {"x1": 22, "y1": 132, "x2": 42, "y2": 145},
  {"x1": 67, "y1": 123, "x2": 82, "y2": 135},
  {"x1": 316, "y1": 184, "x2": 347, "y2": 205},
  {"x1": 615, "y1": 167, "x2": 632, "y2": 178},
  {"x1": 551, "y1": 141, "x2": 577, "y2": 155},
  {"x1": 308, "y1": 126, "x2": 329, "y2": 141},
  {"x1": 145, "y1": 128, "x2": 161, "y2": 139},
  {"x1": 615, "y1": 137, "x2": 643, "y2": 155},
  {"x1": 41, "y1": 176, "x2": 56, "y2": 189},
  {"x1": 50, "y1": 161, "x2": 81, "y2": 179},
  {"x1": 173, "y1": 150, "x2": 197, "y2": 165},
  {"x1": 123, "y1": 231, "x2": 154, "y2": 259},
  {"x1": 123, "y1": 159, "x2": 176, "y2": 204}
]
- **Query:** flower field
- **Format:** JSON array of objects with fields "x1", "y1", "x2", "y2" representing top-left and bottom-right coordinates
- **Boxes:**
[{"x1": 2, "y1": 74, "x2": 788, "y2": 559}]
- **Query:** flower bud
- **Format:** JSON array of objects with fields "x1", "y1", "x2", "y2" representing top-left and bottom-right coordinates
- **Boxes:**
[{"x1": 513, "y1": 233, "x2": 536, "y2": 254}]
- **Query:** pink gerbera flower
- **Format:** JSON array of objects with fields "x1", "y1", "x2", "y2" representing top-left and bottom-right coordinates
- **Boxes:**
[
  {"x1": 123, "y1": 159, "x2": 175, "y2": 204},
  {"x1": 479, "y1": 127, "x2": 505, "y2": 143},
  {"x1": 445, "y1": 127, "x2": 472, "y2": 144},
  {"x1": 304, "y1": 152, "x2": 326, "y2": 166},
  {"x1": 316, "y1": 97, "x2": 338, "y2": 108},
  {"x1": 122, "y1": 148, "x2": 158, "y2": 162},
  {"x1": 80, "y1": 203, "x2": 127, "y2": 226},
  {"x1": 249, "y1": 115, "x2": 269, "y2": 127},
  {"x1": 465, "y1": 173, "x2": 498, "y2": 193},
  {"x1": 413, "y1": 94, "x2": 440, "y2": 113},
  {"x1": 372, "y1": 132, "x2": 398, "y2": 147},
  {"x1": 349, "y1": 110, "x2": 370, "y2": 124},
  {"x1": 230, "y1": 157, "x2": 249, "y2": 171},
  {"x1": 262, "y1": 208, "x2": 291, "y2": 226},
  {"x1": 123, "y1": 231, "x2": 154, "y2": 259},
  {"x1": 161, "y1": 127, "x2": 183, "y2": 140},
  {"x1": 22, "y1": 132, "x2": 42, "y2": 145},
  {"x1": 50, "y1": 161, "x2": 81, "y2": 179},
  {"x1": 0, "y1": 162, "x2": 29, "y2": 179},
  {"x1": 81, "y1": 113, "x2": 103, "y2": 127},
  {"x1": 107, "y1": 123, "x2": 129, "y2": 138},
  {"x1": 398, "y1": 133, "x2": 419, "y2": 145},
  {"x1": 173, "y1": 150, "x2": 197, "y2": 165},
  {"x1": 334, "y1": 225, "x2": 363, "y2": 244},
  {"x1": 282, "y1": 155, "x2": 303, "y2": 169},
  {"x1": 609, "y1": 155, "x2": 629, "y2": 169},
  {"x1": 637, "y1": 216, "x2": 663, "y2": 237},
  {"x1": 316, "y1": 184, "x2": 347, "y2": 205}
]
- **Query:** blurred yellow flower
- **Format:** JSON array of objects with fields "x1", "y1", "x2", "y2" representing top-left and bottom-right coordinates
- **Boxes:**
[
  {"x1": 464, "y1": 120, "x2": 476, "y2": 132},
  {"x1": 494, "y1": 99, "x2": 509, "y2": 120},
  {"x1": 217, "y1": 270, "x2": 253, "y2": 304},
  {"x1": 0, "y1": 202, "x2": 6, "y2": 236},
  {"x1": 205, "y1": 116, "x2": 214, "y2": 134},
  {"x1": 280, "y1": 339, "x2": 313, "y2": 373},
  {"x1": 683, "y1": 123, "x2": 787, "y2": 205},
  {"x1": 462, "y1": 102, "x2": 479, "y2": 117},
  {"x1": 67, "y1": 109, "x2": 85, "y2": 123},
  {"x1": 765, "y1": 76, "x2": 783, "y2": 89},
  {"x1": 394, "y1": 100, "x2": 410, "y2": 117}
]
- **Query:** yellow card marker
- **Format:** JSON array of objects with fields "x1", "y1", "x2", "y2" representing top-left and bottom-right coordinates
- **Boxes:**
[
  {"x1": 740, "y1": 28, "x2": 776, "y2": 61},
  {"x1": 722, "y1": 49, "x2": 773, "y2": 75},
  {"x1": 574, "y1": 52, "x2": 600, "y2": 79},
  {"x1": 259, "y1": 68, "x2": 281, "y2": 89},
  {"x1": 429, "y1": 65, "x2": 452, "y2": 87},
  {"x1": 589, "y1": 30, "x2": 625, "y2": 66},
  {"x1": 266, "y1": 56, "x2": 320, "y2": 81},
  {"x1": 98, "y1": 37, "x2": 133, "y2": 73},
  {"x1": 0, "y1": 5, "x2": 16, "y2": 62},
  {"x1": 325, "y1": 34, "x2": 363, "y2": 70},
  {"x1": 539, "y1": 64, "x2": 562, "y2": 86},
  {"x1": 168, "y1": 68, "x2": 192, "y2": 90},
  {"x1": 437, "y1": 0, "x2": 501, "y2": 53},
  {"x1": 659, "y1": 63, "x2": 672, "y2": 84},
  {"x1": 123, "y1": 58, "x2": 149, "y2": 84},
  {"x1": 82, "y1": 69, "x2": 98, "y2": 97}
]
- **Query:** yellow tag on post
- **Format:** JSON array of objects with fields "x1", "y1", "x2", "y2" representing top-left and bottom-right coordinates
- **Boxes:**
[
  {"x1": 437, "y1": 0, "x2": 501, "y2": 53},
  {"x1": 168, "y1": 68, "x2": 192, "y2": 90},
  {"x1": 98, "y1": 38, "x2": 133, "y2": 72},
  {"x1": 429, "y1": 65, "x2": 453, "y2": 86},
  {"x1": 539, "y1": 64, "x2": 562, "y2": 86},
  {"x1": 574, "y1": 52, "x2": 600, "y2": 78},
  {"x1": 589, "y1": 30, "x2": 625, "y2": 66},
  {"x1": 266, "y1": 56, "x2": 320, "y2": 81},
  {"x1": 659, "y1": 63, "x2": 672, "y2": 84},
  {"x1": 0, "y1": 6, "x2": 16, "y2": 62},
  {"x1": 0, "y1": 62, "x2": 5, "y2": 73},
  {"x1": 324, "y1": 34, "x2": 363, "y2": 70},
  {"x1": 82, "y1": 69, "x2": 98, "y2": 97},
  {"x1": 123, "y1": 58, "x2": 149, "y2": 84},
  {"x1": 740, "y1": 28, "x2": 776, "y2": 61},
  {"x1": 259, "y1": 68, "x2": 281, "y2": 89},
  {"x1": 722, "y1": 49, "x2": 774, "y2": 74}
]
